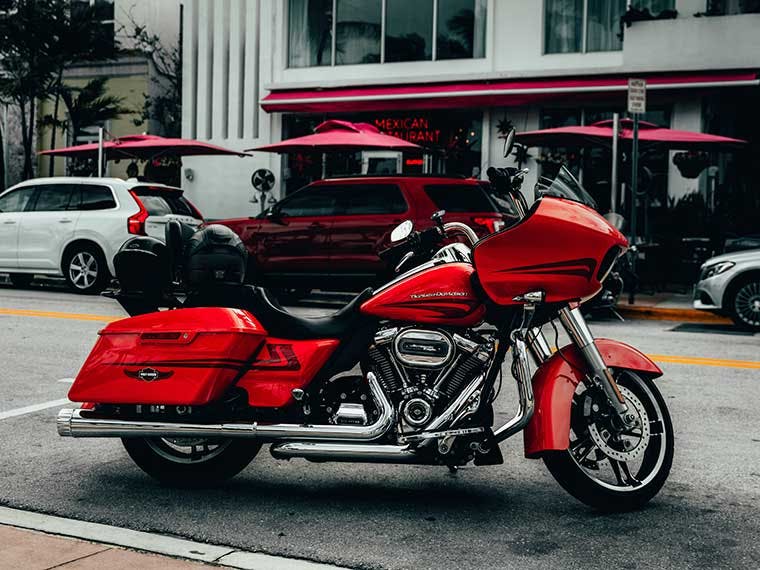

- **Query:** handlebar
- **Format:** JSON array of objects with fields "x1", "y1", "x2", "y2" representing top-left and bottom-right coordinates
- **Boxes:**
[{"x1": 442, "y1": 222, "x2": 479, "y2": 246}]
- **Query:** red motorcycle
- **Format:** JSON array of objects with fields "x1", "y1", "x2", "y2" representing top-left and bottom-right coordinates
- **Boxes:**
[{"x1": 57, "y1": 145, "x2": 673, "y2": 511}]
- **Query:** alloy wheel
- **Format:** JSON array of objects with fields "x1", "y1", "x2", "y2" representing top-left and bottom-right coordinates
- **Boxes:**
[
  {"x1": 733, "y1": 281, "x2": 760, "y2": 328},
  {"x1": 68, "y1": 252, "x2": 99, "y2": 290},
  {"x1": 145, "y1": 437, "x2": 232, "y2": 465}
]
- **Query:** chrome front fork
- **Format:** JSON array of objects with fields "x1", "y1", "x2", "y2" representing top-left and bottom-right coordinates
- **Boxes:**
[{"x1": 524, "y1": 306, "x2": 636, "y2": 429}]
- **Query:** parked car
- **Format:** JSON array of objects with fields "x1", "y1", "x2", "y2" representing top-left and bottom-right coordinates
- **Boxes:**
[
  {"x1": 0, "y1": 177, "x2": 203, "y2": 294},
  {"x1": 693, "y1": 248, "x2": 760, "y2": 330},
  {"x1": 217, "y1": 175, "x2": 514, "y2": 294}
]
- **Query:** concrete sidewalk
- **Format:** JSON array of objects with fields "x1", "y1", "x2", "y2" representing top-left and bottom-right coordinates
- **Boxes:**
[
  {"x1": 615, "y1": 292, "x2": 732, "y2": 324},
  {"x1": 0, "y1": 525, "x2": 221, "y2": 570}
]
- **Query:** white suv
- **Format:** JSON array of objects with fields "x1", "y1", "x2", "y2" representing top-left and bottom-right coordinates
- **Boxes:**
[{"x1": 0, "y1": 177, "x2": 203, "y2": 294}]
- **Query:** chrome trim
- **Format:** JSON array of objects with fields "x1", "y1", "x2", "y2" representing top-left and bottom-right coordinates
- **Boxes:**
[
  {"x1": 493, "y1": 333, "x2": 535, "y2": 443},
  {"x1": 432, "y1": 243, "x2": 473, "y2": 264},
  {"x1": 442, "y1": 221, "x2": 479, "y2": 245},
  {"x1": 393, "y1": 329, "x2": 453, "y2": 368},
  {"x1": 452, "y1": 333, "x2": 479, "y2": 354},
  {"x1": 269, "y1": 442, "x2": 421, "y2": 463},
  {"x1": 373, "y1": 327, "x2": 398, "y2": 346},
  {"x1": 57, "y1": 372, "x2": 395, "y2": 442},
  {"x1": 526, "y1": 327, "x2": 552, "y2": 364},
  {"x1": 425, "y1": 373, "x2": 484, "y2": 433}
]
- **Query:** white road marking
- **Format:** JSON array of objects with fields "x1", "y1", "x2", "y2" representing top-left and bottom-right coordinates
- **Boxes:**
[
  {"x1": 0, "y1": 398, "x2": 70, "y2": 421},
  {"x1": 0, "y1": 506, "x2": 349, "y2": 569},
  {"x1": 56, "y1": 378, "x2": 75, "y2": 384}
]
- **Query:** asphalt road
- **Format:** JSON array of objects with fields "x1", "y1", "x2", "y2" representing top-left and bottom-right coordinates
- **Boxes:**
[{"x1": 1, "y1": 280, "x2": 759, "y2": 570}]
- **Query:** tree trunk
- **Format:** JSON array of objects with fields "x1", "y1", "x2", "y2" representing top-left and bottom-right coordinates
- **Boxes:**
[
  {"x1": 48, "y1": 68, "x2": 64, "y2": 177},
  {"x1": 19, "y1": 97, "x2": 32, "y2": 180},
  {"x1": 0, "y1": 111, "x2": 6, "y2": 192},
  {"x1": 25, "y1": 97, "x2": 35, "y2": 179}
]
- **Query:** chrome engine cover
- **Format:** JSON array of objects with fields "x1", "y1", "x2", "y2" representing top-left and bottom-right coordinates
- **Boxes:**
[{"x1": 393, "y1": 329, "x2": 453, "y2": 368}]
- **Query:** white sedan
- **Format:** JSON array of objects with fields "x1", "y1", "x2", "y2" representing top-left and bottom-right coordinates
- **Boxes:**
[{"x1": 0, "y1": 177, "x2": 203, "y2": 294}]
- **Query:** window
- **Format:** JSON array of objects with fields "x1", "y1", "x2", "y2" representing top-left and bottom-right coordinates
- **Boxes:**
[
  {"x1": 132, "y1": 189, "x2": 202, "y2": 219},
  {"x1": 343, "y1": 184, "x2": 407, "y2": 214},
  {"x1": 288, "y1": 0, "x2": 486, "y2": 67},
  {"x1": 277, "y1": 186, "x2": 343, "y2": 217},
  {"x1": 703, "y1": 0, "x2": 760, "y2": 14},
  {"x1": 32, "y1": 185, "x2": 78, "y2": 212},
  {"x1": 70, "y1": 0, "x2": 115, "y2": 56},
  {"x1": 0, "y1": 188, "x2": 35, "y2": 213},
  {"x1": 543, "y1": 0, "x2": 672, "y2": 53},
  {"x1": 385, "y1": 0, "x2": 433, "y2": 62},
  {"x1": 424, "y1": 184, "x2": 496, "y2": 213},
  {"x1": 79, "y1": 185, "x2": 116, "y2": 211}
]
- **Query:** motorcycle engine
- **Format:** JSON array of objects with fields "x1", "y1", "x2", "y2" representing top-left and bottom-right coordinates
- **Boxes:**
[{"x1": 367, "y1": 326, "x2": 493, "y2": 431}]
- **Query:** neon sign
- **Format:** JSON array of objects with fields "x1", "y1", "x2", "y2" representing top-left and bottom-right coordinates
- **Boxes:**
[{"x1": 374, "y1": 117, "x2": 441, "y2": 144}]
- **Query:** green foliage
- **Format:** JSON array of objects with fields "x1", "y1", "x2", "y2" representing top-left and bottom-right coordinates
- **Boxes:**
[{"x1": 57, "y1": 77, "x2": 130, "y2": 141}]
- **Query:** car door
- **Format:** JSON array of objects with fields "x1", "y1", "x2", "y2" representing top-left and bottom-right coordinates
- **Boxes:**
[
  {"x1": 17, "y1": 183, "x2": 81, "y2": 270},
  {"x1": 0, "y1": 187, "x2": 36, "y2": 268},
  {"x1": 328, "y1": 183, "x2": 410, "y2": 278},
  {"x1": 253, "y1": 185, "x2": 341, "y2": 277}
]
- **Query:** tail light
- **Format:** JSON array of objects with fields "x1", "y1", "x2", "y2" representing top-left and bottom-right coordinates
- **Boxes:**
[
  {"x1": 472, "y1": 217, "x2": 505, "y2": 234},
  {"x1": 128, "y1": 192, "x2": 149, "y2": 235}
]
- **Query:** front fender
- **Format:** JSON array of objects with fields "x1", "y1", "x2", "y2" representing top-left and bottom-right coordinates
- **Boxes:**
[{"x1": 523, "y1": 339, "x2": 662, "y2": 458}]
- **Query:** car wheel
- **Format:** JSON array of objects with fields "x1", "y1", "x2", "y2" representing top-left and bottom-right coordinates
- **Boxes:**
[
  {"x1": 63, "y1": 244, "x2": 108, "y2": 294},
  {"x1": 728, "y1": 277, "x2": 760, "y2": 331},
  {"x1": 8, "y1": 273, "x2": 34, "y2": 288}
]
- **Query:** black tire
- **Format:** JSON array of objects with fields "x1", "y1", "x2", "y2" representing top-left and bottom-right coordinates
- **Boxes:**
[
  {"x1": 727, "y1": 276, "x2": 760, "y2": 331},
  {"x1": 543, "y1": 371, "x2": 674, "y2": 512},
  {"x1": 122, "y1": 437, "x2": 261, "y2": 487},
  {"x1": 62, "y1": 243, "x2": 108, "y2": 294},
  {"x1": 8, "y1": 273, "x2": 34, "y2": 288}
]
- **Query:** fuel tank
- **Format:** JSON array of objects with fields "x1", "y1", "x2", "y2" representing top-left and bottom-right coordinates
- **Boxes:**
[
  {"x1": 360, "y1": 262, "x2": 485, "y2": 327},
  {"x1": 473, "y1": 197, "x2": 628, "y2": 306}
]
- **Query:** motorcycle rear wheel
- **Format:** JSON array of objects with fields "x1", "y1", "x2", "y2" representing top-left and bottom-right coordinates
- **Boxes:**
[
  {"x1": 543, "y1": 370, "x2": 673, "y2": 512},
  {"x1": 122, "y1": 437, "x2": 261, "y2": 487}
]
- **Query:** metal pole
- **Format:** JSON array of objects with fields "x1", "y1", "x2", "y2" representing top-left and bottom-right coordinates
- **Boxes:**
[
  {"x1": 610, "y1": 112, "x2": 619, "y2": 213},
  {"x1": 97, "y1": 127, "x2": 104, "y2": 177},
  {"x1": 630, "y1": 114, "x2": 639, "y2": 245}
]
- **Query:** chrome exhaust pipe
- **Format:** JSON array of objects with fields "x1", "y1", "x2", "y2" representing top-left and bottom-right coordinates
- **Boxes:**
[
  {"x1": 493, "y1": 333, "x2": 535, "y2": 443},
  {"x1": 270, "y1": 442, "x2": 420, "y2": 463},
  {"x1": 57, "y1": 372, "x2": 395, "y2": 442}
]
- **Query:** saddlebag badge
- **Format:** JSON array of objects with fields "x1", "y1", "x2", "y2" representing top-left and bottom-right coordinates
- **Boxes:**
[{"x1": 124, "y1": 367, "x2": 174, "y2": 382}]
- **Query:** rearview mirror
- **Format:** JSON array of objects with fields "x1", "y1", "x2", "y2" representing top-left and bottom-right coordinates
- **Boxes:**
[
  {"x1": 502, "y1": 128, "x2": 516, "y2": 158},
  {"x1": 391, "y1": 220, "x2": 414, "y2": 243}
]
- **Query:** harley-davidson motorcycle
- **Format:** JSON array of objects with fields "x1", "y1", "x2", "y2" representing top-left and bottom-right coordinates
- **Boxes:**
[{"x1": 57, "y1": 133, "x2": 673, "y2": 511}]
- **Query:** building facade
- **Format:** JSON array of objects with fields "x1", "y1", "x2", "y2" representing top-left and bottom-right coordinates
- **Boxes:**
[{"x1": 180, "y1": 0, "x2": 759, "y2": 244}]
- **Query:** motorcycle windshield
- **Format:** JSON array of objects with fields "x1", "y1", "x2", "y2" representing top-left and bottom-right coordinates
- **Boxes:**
[{"x1": 535, "y1": 165, "x2": 598, "y2": 210}]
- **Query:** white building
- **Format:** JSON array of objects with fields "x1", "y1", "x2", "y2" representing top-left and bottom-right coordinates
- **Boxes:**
[{"x1": 179, "y1": 0, "x2": 760, "y2": 227}]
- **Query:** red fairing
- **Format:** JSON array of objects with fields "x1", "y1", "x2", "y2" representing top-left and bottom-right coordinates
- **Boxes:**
[
  {"x1": 69, "y1": 308, "x2": 266, "y2": 406},
  {"x1": 473, "y1": 197, "x2": 628, "y2": 305},
  {"x1": 360, "y1": 262, "x2": 485, "y2": 326},
  {"x1": 523, "y1": 339, "x2": 662, "y2": 458},
  {"x1": 237, "y1": 339, "x2": 339, "y2": 407}
]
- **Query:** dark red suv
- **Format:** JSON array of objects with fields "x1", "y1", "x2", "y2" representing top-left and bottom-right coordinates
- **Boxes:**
[{"x1": 217, "y1": 176, "x2": 513, "y2": 292}]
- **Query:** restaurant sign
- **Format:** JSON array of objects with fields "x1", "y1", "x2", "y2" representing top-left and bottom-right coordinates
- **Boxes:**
[{"x1": 373, "y1": 117, "x2": 442, "y2": 144}]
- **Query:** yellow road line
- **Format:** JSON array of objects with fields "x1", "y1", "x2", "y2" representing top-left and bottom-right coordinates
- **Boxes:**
[
  {"x1": 647, "y1": 354, "x2": 760, "y2": 370},
  {"x1": 0, "y1": 307, "x2": 119, "y2": 323},
  {"x1": 1, "y1": 307, "x2": 758, "y2": 370}
]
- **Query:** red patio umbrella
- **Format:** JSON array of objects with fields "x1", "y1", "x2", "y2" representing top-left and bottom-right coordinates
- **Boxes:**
[
  {"x1": 251, "y1": 120, "x2": 421, "y2": 153},
  {"x1": 516, "y1": 119, "x2": 747, "y2": 150},
  {"x1": 39, "y1": 134, "x2": 250, "y2": 160}
]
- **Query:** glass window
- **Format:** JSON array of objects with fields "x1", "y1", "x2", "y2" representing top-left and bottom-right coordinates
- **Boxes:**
[
  {"x1": 132, "y1": 188, "x2": 201, "y2": 218},
  {"x1": 33, "y1": 185, "x2": 77, "y2": 212},
  {"x1": 336, "y1": 0, "x2": 381, "y2": 65},
  {"x1": 424, "y1": 184, "x2": 496, "y2": 213},
  {"x1": 586, "y1": 0, "x2": 625, "y2": 52},
  {"x1": 288, "y1": 0, "x2": 333, "y2": 68},
  {"x1": 343, "y1": 184, "x2": 407, "y2": 214},
  {"x1": 0, "y1": 187, "x2": 36, "y2": 213},
  {"x1": 79, "y1": 185, "x2": 116, "y2": 211},
  {"x1": 278, "y1": 186, "x2": 343, "y2": 217},
  {"x1": 545, "y1": 0, "x2": 583, "y2": 53},
  {"x1": 385, "y1": 0, "x2": 433, "y2": 62},
  {"x1": 437, "y1": 0, "x2": 487, "y2": 60}
]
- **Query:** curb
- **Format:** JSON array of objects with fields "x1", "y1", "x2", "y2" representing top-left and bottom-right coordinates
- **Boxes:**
[
  {"x1": 0, "y1": 506, "x2": 350, "y2": 570},
  {"x1": 615, "y1": 304, "x2": 732, "y2": 324}
]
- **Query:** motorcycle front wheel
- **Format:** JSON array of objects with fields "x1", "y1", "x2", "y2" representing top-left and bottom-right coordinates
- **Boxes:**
[
  {"x1": 122, "y1": 437, "x2": 261, "y2": 487},
  {"x1": 543, "y1": 370, "x2": 674, "y2": 512}
]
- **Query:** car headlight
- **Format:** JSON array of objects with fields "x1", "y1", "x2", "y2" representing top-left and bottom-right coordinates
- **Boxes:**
[{"x1": 701, "y1": 261, "x2": 735, "y2": 280}]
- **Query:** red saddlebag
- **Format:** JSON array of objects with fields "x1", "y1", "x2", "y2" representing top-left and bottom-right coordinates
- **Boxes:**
[{"x1": 69, "y1": 308, "x2": 267, "y2": 405}]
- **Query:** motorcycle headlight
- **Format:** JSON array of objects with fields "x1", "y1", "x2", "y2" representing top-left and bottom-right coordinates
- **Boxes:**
[{"x1": 700, "y1": 261, "x2": 735, "y2": 280}]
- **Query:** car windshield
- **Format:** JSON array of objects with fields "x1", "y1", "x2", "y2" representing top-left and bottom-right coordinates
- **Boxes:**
[{"x1": 534, "y1": 165, "x2": 598, "y2": 210}]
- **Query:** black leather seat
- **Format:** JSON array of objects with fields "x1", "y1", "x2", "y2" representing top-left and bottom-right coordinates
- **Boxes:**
[{"x1": 185, "y1": 285, "x2": 374, "y2": 340}]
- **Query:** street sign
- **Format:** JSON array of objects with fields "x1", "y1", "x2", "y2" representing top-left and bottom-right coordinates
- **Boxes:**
[{"x1": 628, "y1": 79, "x2": 647, "y2": 114}]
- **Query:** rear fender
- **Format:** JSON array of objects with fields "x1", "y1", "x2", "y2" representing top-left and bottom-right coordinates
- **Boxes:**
[{"x1": 523, "y1": 339, "x2": 662, "y2": 458}]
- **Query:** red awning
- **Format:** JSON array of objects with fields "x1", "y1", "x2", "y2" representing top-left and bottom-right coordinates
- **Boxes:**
[{"x1": 261, "y1": 71, "x2": 759, "y2": 114}]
